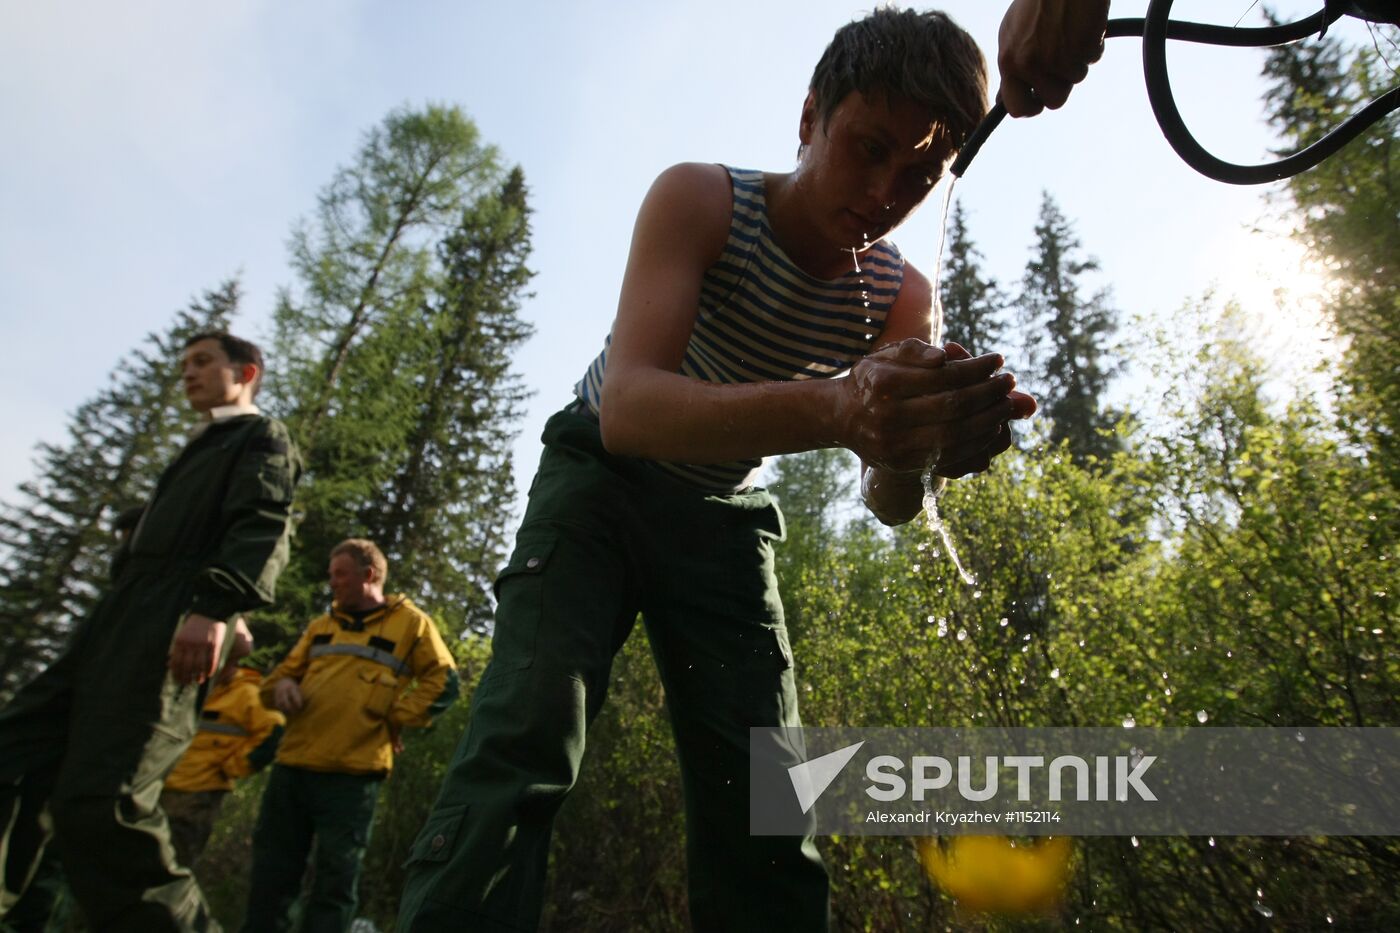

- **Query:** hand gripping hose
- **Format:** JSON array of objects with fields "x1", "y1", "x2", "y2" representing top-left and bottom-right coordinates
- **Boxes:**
[{"x1": 950, "y1": 0, "x2": 1400, "y2": 184}]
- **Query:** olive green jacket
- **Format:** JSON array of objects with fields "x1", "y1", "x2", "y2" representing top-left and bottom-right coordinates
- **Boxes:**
[{"x1": 118, "y1": 413, "x2": 302, "y2": 621}]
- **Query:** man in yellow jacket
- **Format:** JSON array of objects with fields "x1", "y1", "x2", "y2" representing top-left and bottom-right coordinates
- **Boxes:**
[
  {"x1": 241, "y1": 539, "x2": 458, "y2": 933},
  {"x1": 160, "y1": 627, "x2": 286, "y2": 868}
]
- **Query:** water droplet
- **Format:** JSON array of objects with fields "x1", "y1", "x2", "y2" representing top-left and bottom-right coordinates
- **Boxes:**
[
  {"x1": 972, "y1": 589, "x2": 983, "y2": 599},
  {"x1": 1197, "y1": 709, "x2": 1209, "y2": 723},
  {"x1": 956, "y1": 628, "x2": 968, "y2": 642},
  {"x1": 1050, "y1": 668, "x2": 1061, "y2": 679},
  {"x1": 998, "y1": 617, "x2": 1008, "y2": 627},
  {"x1": 1122, "y1": 715, "x2": 1137, "y2": 729},
  {"x1": 1130, "y1": 836, "x2": 1139, "y2": 847},
  {"x1": 1208, "y1": 836, "x2": 1215, "y2": 846},
  {"x1": 1253, "y1": 902, "x2": 1274, "y2": 919},
  {"x1": 1296, "y1": 731, "x2": 1306, "y2": 742}
]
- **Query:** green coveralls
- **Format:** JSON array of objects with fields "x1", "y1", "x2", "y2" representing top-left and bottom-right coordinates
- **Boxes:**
[
  {"x1": 0, "y1": 414, "x2": 300, "y2": 933},
  {"x1": 398, "y1": 406, "x2": 829, "y2": 932}
]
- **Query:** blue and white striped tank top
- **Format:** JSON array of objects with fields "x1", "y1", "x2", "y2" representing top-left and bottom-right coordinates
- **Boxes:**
[{"x1": 573, "y1": 166, "x2": 905, "y2": 492}]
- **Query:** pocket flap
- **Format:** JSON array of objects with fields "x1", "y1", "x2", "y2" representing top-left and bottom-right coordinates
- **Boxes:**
[
  {"x1": 492, "y1": 532, "x2": 558, "y2": 599},
  {"x1": 405, "y1": 803, "x2": 469, "y2": 866}
]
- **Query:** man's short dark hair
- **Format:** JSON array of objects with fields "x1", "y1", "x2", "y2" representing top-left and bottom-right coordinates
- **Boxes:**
[
  {"x1": 185, "y1": 331, "x2": 265, "y2": 397},
  {"x1": 809, "y1": 7, "x2": 988, "y2": 151}
]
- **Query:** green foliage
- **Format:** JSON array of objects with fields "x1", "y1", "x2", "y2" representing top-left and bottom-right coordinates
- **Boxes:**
[
  {"x1": 1015, "y1": 193, "x2": 1123, "y2": 466},
  {"x1": 6, "y1": 41, "x2": 1400, "y2": 930},
  {"x1": 0, "y1": 282, "x2": 238, "y2": 698}
]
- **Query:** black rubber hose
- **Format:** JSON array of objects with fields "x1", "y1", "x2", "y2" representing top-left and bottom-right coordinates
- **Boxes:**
[
  {"x1": 949, "y1": 5, "x2": 1383, "y2": 180},
  {"x1": 1143, "y1": 0, "x2": 1398, "y2": 183}
]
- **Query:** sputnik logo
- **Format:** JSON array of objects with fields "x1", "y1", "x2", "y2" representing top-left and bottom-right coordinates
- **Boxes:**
[{"x1": 787, "y1": 741, "x2": 866, "y2": 814}]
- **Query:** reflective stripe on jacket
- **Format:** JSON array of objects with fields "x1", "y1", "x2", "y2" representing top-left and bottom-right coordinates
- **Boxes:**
[
  {"x1": 165, "y1": 667, "x2": 286, "y2": 792},
  {"x1": 261, "y1": 595, "x2": 458, "y2": 775}
]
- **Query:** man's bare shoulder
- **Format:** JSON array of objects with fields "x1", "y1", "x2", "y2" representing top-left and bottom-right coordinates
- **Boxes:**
[
  {"x1": 896, "y1": 259, "x2": 933, "y2": 311},
  {"x1": 649, "y1": 162, "x2": 732, "y2": 209},
  {"x1": 874, "y1": 259, "x2": 935, "y2": 349},
  {"x1": 638, "y1": 163, "x2": 734, "y2": 260}
]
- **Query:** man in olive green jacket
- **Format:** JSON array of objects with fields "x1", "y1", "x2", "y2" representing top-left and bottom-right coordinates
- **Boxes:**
[{"x1": 0, "y1": 332, "x2": 301, "y2": 933}]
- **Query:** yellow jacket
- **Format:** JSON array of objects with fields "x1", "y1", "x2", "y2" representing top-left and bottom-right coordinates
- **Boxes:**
[
  {"x1": 261, "y1": 595, "x2": 458, "y2": 776},
  {"x1": 165, "y1": 667, "x2": 286, "y2": 793}
]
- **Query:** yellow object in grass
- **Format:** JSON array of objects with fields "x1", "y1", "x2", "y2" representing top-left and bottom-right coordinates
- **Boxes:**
[{"x1": 916, "y1": 835, "x2": 1074, "y2": 914}]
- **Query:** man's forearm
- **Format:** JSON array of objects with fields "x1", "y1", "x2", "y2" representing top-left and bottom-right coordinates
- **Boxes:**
[{"x1": 600, "y1": 367, "x2": 848, "y2": 464}]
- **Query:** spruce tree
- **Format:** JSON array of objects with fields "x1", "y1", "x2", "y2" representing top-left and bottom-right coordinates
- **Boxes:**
[
  {"x1": 0, "y1": 282, "x2": 239, "y2": 696},
  {"x1": 938, "y1": 201, "x2": 1004, "y2": 354},
  {"x1": 1017, "y1": 193, "x2": 1122, "y2": 464},
  {"x1": 370, "y1": 167, "x2": 536, "y2": 638},
  {"x1": 262, "y1": 107, "x2": 533, "y2": 650}
]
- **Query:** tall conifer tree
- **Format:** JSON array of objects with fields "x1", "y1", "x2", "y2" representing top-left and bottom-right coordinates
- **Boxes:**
[
  {"x1": 263, "y1": 107, "x2": 534, "y2": 649},
  {"x1": 1017, "y1": 193, "x2": 1122, "y2": 464},
  {"x1": 370, "y1": 167, "x2": 536, "y2": 637},
  {"x1": 938, "y1": 201, "x2": 1004, "y2": 353}
]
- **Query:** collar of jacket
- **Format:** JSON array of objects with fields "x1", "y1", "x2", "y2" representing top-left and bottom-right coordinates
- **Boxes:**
[{"x1": 329, "y1": 594, "x2": 409, "y2": 631}]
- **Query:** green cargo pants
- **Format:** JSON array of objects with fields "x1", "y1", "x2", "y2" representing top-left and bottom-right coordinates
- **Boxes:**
[
  {"x1": 0, "y1": 569, "x2": 225, "y2": 932},
  {"x1": 159, "y1": 789, "x2": 229, "y2": 870},
  {"x1": 240, "y1": 765, "x2": 381, "y2": 933},
  {"x1": 397, "y1": 405, "x2": 829, "y2": 932}
]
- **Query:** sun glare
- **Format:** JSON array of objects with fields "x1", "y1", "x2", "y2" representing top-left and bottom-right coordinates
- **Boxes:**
[{"x1": 1213, "y1": 226, "x2": 1336, "y2": 357}]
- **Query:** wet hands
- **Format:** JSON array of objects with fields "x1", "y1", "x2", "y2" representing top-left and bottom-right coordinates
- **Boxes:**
[
  {"x1": 998, "y1": 0, "x2": 1110, "y2": 117},
  {"x1": 842, "y1": 339, "x2": 1035, "y2": 478},
  {"x1": 168, "y1": 613, "x2": 227, "y2": 686}
]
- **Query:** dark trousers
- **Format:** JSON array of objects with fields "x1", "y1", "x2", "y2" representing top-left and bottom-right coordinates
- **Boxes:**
[
  {"x1": 397, "y1": 407, "x2": 829, "y2": 932},
  {"x1": 0, "y1": 574, "x2": 221, "y2": 932},
  {"x1": 160, "y1": 789, "x2": 229, "y2": 870},
  {"x1": 0, "y1": 849, "x2": 71, "y2": 933},
  {"x1": 240, "y1": 765, "x2": 381, "y2": 933}
]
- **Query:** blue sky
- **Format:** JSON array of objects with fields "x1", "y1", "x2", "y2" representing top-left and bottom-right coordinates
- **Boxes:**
[{"x1": 1, "y1": 0, "x2": 1369, "y2": 516}]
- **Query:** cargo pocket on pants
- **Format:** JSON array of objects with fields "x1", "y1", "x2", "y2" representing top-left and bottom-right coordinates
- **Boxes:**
[
  {"x1": 489, "y1": 529, "x2": 558, "y2": 671},
  {"x1": 736, "y1": 625, "x2": 796, "y2": 726},
  {"x1": 403, "y1": 804, "x2": 468, "y2": 870}
]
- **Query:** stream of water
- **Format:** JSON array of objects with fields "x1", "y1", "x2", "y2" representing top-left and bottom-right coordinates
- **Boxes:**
[{"x1": 923, "y1": 179, "x2": 977, "y2": 586}]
